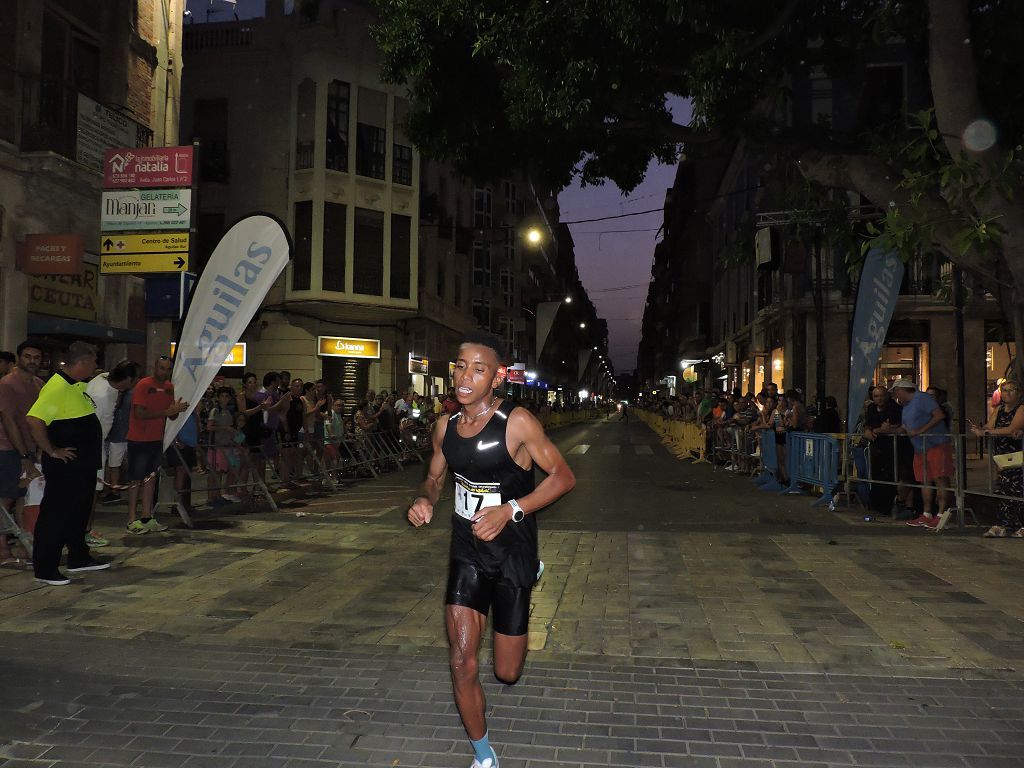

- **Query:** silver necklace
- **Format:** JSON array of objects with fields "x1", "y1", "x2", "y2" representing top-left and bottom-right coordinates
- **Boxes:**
[{"x1": 462, "y1": 398, "x2": 496, "y2": 423}]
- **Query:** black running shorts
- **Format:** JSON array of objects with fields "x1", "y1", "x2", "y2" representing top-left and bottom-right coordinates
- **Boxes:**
[
  {"x1": 445, "y1": 559, "x2": 531, "y2": 636},
  {"x1": 125, "y1": 440, "x2": 163, "y2": 481}
]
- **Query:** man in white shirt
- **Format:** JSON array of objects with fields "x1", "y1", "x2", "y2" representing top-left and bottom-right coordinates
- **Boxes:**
[
  {"x1": 395, "y1": 389, "x2": 415, "y2": 419},
  {"x1": 84, "y1": 360, "x2": 138, "y2": 546}
]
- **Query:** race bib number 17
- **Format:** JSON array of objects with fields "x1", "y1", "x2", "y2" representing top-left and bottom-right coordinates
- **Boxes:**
[{"x1": 454, "y1": 473, "x2": 502, "y2": 520}]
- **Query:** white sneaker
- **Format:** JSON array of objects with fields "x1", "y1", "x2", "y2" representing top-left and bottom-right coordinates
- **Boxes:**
[
  {"x1": 223, "y1": 494, "x2": 243, "y2": 503},
  {"x1": 536, "y1": 560, "x2": 545, "y2": 582},
  {"x1": 470, "y1": 758, "x2": 498, "y2": 768}
]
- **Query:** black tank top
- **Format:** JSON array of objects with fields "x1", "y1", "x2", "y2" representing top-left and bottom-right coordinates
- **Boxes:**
[{"x1": 442, "y1": 399, "x2": 537, "y2": 586}]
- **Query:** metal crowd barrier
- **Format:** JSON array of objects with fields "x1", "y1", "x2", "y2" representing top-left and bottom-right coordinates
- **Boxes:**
[{"x1": 638, "y1": 412, "x2": 1024, "y2": 531}]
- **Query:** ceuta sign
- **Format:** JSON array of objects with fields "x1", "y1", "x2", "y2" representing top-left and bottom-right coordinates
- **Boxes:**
[{"x1": 104, "y1": 146, "x2": 194, "y2": 188}]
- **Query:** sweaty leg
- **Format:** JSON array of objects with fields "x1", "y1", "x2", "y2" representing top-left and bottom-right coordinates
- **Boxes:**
[
  {"x1": 493, "y1": 631, "x2": 528, "y2": 684},
  {"x1": 446, "y1": 604, "x2": 487, "y2": 740}
]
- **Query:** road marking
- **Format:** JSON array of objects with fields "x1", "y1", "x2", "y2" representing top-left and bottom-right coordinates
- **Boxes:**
[
  {"x1": 568, "y1": 444, "x2": 590, "y2": 454},
  {"x1": 602, "y1": 445, "x2": 620, "y2": 455},
  {"x1": 634, "y1": 445, "x2": 653, "y2": 455}
]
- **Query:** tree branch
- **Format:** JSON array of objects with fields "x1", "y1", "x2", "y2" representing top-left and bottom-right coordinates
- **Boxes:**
[{"x1": 927, "y1": 0, "x2": 986, "y2": 160}]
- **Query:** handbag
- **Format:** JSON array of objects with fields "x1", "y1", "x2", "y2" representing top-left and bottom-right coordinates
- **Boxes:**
[{"x1": 994, "y1": 451, "x2": 1024, "y2": 471}]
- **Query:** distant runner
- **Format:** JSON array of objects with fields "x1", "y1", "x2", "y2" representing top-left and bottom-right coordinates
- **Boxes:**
[{"x1": 407, "y1": 331, "x2": 576, "y2": 768}]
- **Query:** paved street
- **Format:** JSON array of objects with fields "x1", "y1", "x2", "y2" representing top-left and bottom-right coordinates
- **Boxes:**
[{"x1": 2, "y1": 415, "x2": 1024, "y2": 767}]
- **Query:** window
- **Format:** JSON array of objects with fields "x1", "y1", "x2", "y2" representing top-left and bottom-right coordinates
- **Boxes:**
[
  {"x1": 472, "y1": 299, "x2": 490, "y2": 330},
  {"x1": 500, "y1": 269, "x2": 514, "y2": 308},
  {"x1": 326, "y1": 80, "x2": 350, "y2": 172},
  {"x1": 390, "y1": 214, "x2": 412, "y2": 299},
  {"x1": 323, "y1": 202, "x2": 347, "y2": 291},
  {"x1": 193, "y1": 99, "x2": 229, "y2": 182},
  {"x1": 393, "y1": 98, "x2": 413, "y2": 185},
  {"x1": 472, "y1": 242, "x2": 490, "y2": 288},
  {"x1": 295, "y1": 78, "x2": 316, "y2": 170},
  {"x1": 473, "y1": 187, "x2": 492, "y2": 229},
  {"x1": 292, "y1": 201, "x2": 313, "y2": 290},
  {"x1": 356, "y1": 88, "x2": 387, "y2": 179},
  {"x1": 504, "y1": 227, "x2": 516, "y2": 266},
  {"x1": 497, "y1": 316, "x2": 514, "y2": 353},
  {"x1": 353, "y1": 208, "x2": 384, "y2": 295},
  {"x1": 503, "y1": 180, "x2": 518, "y2": 215}
]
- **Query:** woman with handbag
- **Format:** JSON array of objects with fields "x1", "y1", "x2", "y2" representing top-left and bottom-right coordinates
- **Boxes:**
[{"x1": 971, "y1": 379, "x2": 1024, "y2": 537}]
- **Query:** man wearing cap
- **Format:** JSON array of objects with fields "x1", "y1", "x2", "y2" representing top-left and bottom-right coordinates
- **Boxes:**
[{"x1": 882, "y1": 378, "x2": 954, "y2": 530}]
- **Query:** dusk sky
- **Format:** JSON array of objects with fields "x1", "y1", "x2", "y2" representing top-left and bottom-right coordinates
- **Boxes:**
[{"x1": 558, "y1": 97, "x2": 693, "y2": 375}]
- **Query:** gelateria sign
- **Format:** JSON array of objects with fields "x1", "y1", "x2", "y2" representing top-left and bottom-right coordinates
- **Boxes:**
[{"x1": 317, "y1": 336, "x2": 381, "y2": 359}]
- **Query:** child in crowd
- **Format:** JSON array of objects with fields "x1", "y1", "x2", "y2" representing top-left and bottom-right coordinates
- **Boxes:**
[{"x1": 207, "y1": 387, "x2": 241, "y2": 505}]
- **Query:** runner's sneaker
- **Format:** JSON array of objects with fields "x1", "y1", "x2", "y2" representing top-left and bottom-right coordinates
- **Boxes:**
[
  {"x1": 67, "y1": 558, "x2": 111, "y2": 573},
  {"x1": 934, "y1": 508, "x2": 953, "y2": 532},
  {"x1": 536, "y1": 560, "x2": 545, "y2": 583},
  {"x1": 142, "y1": 518, "x2": 168, "y2": 532},
  {"x1": 35, "y1": 570, "x2": 70, "y2": 586},
  {"x1": 470, "y1": 758, "x2": 498, "y2": 768},
  {"x1": 126, "y1": 520, "x2": 149, "y2": 535},
  {"x1": 906, "y1": 514, "x2": 932, "y2": 528},
  {"x1": 85, "y1": 531, "x2": 109, "y2": 548}
]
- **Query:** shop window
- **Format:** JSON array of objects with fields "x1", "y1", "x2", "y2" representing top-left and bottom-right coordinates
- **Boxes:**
[
  {"x1": 874, "y1": 343, "x2": 929, "y2": 391},
  {"x1": 323, "y1": 202, "x2": 346, "y2": 292},
  {"x1": 295, "y1": 78, "x2": 316, "y2": 170},
  {"x1": 390, "y1": 214, "x2": 411, "y2": 299},
  {"x1": 770, "y1": 348, "x2": 784, "y2": 386},
  {"x1": 292, "y1": 201, "x2": 312, "y2": 290},
  {"x1": 356, "y1": 88, "x2": 387, "y2": 179},
  {"x1": 326, "y1": 80, "x2": 350, "y2": 172},
  {"x1": 193, "y1": 98, "x2": 229, "y2": 182},
  {"x1": 353, "y1": 208, "x2": 384, "y2": 295}
]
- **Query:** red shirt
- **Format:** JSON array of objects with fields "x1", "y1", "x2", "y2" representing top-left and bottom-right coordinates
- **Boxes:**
[{"x1": 127, "y1": 376, "x2": 174, "y2": 443}]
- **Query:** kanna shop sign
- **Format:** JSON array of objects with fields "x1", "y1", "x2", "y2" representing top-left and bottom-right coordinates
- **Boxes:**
[{"x1": 317, "y1": 336, "x2": 381, "y2": 359}]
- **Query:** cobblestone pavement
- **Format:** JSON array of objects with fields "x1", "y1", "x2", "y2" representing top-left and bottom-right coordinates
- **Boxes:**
[{"x1": 2, "y1": 416, "x2": 1024, "y2": 767}]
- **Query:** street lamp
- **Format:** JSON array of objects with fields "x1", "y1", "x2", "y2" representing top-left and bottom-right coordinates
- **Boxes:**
[
  {"x1": 527, "y1": 228, "x2": 542, "y2": 244},
  {"x1": 564, "y1": 295, "x2": 573, "y2": 304},
  {"x1": 579, "y1": 322, "x2": 586, "y2": 329}
]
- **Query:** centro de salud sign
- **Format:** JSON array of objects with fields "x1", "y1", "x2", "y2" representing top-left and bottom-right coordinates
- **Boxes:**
[
  {"x1": 317, "y1": 336, "x2": 381, "y2": 359},
  {"x1": 100, "y1": 189, "x2": 191, "y2": 231}
]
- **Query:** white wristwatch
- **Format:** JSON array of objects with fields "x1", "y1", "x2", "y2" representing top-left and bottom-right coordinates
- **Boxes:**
[{"x1": 508, "y1": 498, "x2": 525, "y2": 523}]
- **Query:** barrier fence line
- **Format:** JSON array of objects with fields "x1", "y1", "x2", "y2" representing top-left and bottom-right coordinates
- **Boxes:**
[{"x1": 640, "y1": 411, "x2": 1024, "y2": 530}]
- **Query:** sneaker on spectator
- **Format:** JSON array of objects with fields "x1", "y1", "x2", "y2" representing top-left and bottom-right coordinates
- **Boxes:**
[
  {"x1": 67, "y1": 558, "x2": 111, "y2": 573},
  {"x1": 35, "y1": 570, "x2": 70, "y2": 586},
  {"x1": 98, "y1": 493, "x2": 122, "y2": 505},
  {"x1": 142, "y1": 517, "x2": 168, "y2": 532},
  {"x1": 923, "y1": 515, "x2": 939, "y2": 530},
  {"x1": 933, "y1": 508, "x2": 953, "y2": 532},
  {"x1": 894, "y1": 507, "x2": 918, "y2": 521},
  {"x1": 126, "y1": 520, "x2": 149, "y2": 535},
  {"x1": 222, "y1": 494, "x2": 243, "y2": 503},
  {"x1": 85, "y1": 531, "x2": 109, "y2": 548},
  {"x1": 907, "y1": 514, "x2": 932, "y2": 528}
]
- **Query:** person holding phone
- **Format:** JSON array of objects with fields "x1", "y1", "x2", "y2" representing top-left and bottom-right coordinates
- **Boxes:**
[{"x1": 970, "y1": 379, "x2": 1024, "y2": 537}]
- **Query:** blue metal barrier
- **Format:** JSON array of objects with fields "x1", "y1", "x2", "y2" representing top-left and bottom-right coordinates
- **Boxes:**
[
  {"x1": 752, "y1": 431, "x2": 785, "y2": 492},
  {"x1": 784, "y1": 432, "x2": 841, "y2": 507}
]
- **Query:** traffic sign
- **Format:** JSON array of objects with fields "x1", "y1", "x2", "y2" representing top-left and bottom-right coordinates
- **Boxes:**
[
  {"x1": 101, "y1": 232, "x2": 189, "y2": 256},
  {"x1": 101, "y1": 252, "x2": 189, "y2": 274},
  {"x1": 101, "y1": 189, "x2": 191, "y2": 231}
]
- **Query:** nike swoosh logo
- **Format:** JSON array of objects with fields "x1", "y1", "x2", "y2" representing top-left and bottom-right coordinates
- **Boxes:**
[{"x1": 477, "y1": 440, "x2": 500, "y2": 450}]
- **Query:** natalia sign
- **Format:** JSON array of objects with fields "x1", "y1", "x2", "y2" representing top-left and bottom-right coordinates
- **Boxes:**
[{"x1": 318, "y1": 336, "x2": 381, "y2": 359}]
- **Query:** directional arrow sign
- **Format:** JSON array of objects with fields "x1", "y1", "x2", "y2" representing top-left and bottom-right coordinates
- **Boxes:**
[
  {"x1": 100, "y1": 233, "x2": 189, "y2": 255},
  {"x1": 101, "y1": 252, "x2": 190, "y2": 274},
  {"x1": 101, "y1": 189, "x2": 191, "y2": 231}
]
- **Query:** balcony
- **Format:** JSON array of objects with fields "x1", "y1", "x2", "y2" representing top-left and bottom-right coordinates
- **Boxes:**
[{"x1": 18, "y1": 75, "x2": 151, "y2": 165}]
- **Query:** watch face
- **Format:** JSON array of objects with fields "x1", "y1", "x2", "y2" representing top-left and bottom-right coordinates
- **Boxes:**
[{"x1": 512, "y1": 508, "x2": 524, "y2": 522}]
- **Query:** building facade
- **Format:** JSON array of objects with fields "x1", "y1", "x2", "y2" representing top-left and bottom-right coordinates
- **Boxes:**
[{"x1": 0, "y1": 0, "x2": 184, "y2": 368}]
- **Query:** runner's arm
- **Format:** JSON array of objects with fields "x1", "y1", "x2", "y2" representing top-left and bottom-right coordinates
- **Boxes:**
[
  {"x1": 506, "y1": 408, "x2": 576, "y2": 516},
  {"x1": 408, "y1": 416, "x2": 450, "y2": 526}
]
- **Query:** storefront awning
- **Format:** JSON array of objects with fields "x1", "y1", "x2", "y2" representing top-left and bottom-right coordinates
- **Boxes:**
[{"x1": 28, "y1": 313, "x2": 145, "y2": 345}]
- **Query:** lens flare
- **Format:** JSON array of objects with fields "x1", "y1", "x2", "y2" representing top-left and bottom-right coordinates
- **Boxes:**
[{"x1": 963, "y1": 119, "x2": 997, "y2": 152}]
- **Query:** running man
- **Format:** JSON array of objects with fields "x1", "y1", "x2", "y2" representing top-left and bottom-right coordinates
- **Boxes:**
[{"x1": 407, "y1": 331, "x2": 576, "y2": 768}]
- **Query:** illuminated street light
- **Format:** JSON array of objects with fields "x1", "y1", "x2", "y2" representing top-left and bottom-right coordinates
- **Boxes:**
[
  {"x1": 579, "y1": 322, "x2": 586, "y2": 329},
  {"x1": 526, "y1": 227, "x2": 542, "y2": 244},
  {"x1": 564, "y1": 295, "x2": 573, "y2": 304}
]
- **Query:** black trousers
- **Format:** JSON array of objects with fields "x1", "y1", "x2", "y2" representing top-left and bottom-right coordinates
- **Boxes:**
[{"x1": 33, "y1": 455, "x2": 96, "y2": 575}]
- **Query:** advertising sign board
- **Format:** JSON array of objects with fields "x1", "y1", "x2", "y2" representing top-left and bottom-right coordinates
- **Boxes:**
[
  {"x1": 19, "y1": 234, "x2": 84, "y2": 275},
  {"x1": 101, "y1": 189, "x2": 191, "y2": 231},
  {"x1": 317, "y1": 336, "x2": 381, "y2": 359},
  {"x1": 171, "y1": 342, "x2": 246, "y2": 367},
  {"x1": 28, "y1": 263, "x2": 99, "y2": 322},
  {"x1": 104, "y1": 146, "x2": 194, "y2": 188},
  {"x1": 76, "y1": 94, "x2": 136, "y2": 170},
  {"x1": 408, "y1": 354, "x2": 429, "y2": 375}
]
